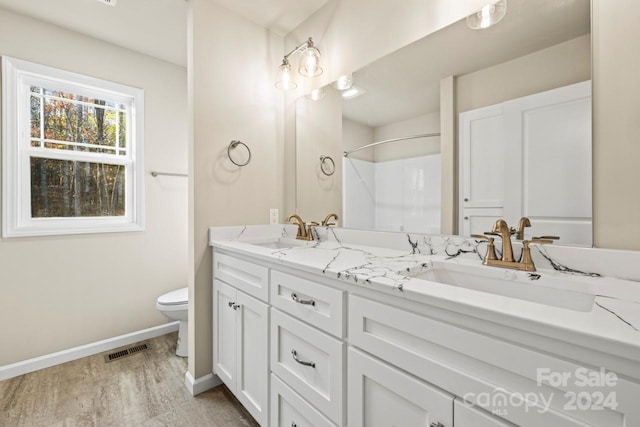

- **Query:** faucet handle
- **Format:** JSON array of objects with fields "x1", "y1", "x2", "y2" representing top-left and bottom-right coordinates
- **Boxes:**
[
  {"x1": 471, "y1": 235, "x2": 498, "y2": 262},
  {"x1": 533, "y1": 235, "x2": 559, "y2": 240},
  {"x1": 471, "y1": 234, "x2": 493, "y2": 241},
  {"x1": 524, "y1": 238, "x2": 554, "y2": 246}
]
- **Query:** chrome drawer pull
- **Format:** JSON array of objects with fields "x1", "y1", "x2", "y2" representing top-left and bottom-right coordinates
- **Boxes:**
[
  {"x1": 291, "y1": 349, "x2": 316, "y2": 368},
  {"x1": 291, "y1": 292, "x2": 316, "y2": 306}
]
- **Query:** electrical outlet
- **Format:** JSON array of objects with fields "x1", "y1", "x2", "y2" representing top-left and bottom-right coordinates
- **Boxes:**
[{"x1": 269, "y1": 208, "x2": 279, "y2": 224}]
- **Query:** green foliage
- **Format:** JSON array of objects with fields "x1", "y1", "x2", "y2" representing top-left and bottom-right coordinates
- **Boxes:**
[{"x1": 29, "y1": 88, "x2": 127, "y2": 218}]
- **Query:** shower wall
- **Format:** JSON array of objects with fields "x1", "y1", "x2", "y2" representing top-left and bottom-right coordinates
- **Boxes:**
[{"x1": 343, "y1": 154, "x2": 441, "y2": 233}]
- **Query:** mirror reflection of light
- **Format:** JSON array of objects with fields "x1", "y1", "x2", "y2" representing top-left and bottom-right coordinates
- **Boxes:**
[
  {"x1": 480, "y1": 5, "x2": 493, "y2": 29},
  {"x1": 342, "y1": 88, "x2": 358, "y2": 98},
  {"x1": 309, "y1": 87, "x2": 326, "y2": 101},
  {"x1": 341, "y1": 85, "x2": 367, "y2": 99}
]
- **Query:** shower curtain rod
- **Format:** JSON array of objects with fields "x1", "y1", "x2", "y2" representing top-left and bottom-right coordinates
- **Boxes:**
[{"x1": 343, "y1": 132, "x2": 441, "y2": 157}]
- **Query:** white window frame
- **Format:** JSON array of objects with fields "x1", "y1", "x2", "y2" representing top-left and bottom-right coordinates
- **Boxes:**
[{"x1": 2, "y1": 56, "x2": 145, "y2": 237}]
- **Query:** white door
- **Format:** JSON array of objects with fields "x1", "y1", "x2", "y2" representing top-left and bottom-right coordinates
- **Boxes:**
[
  {"x1": 459, "y1": 81, "x2": 592, "y2": 244},
  {"x1": 236, "y1": 290, "x2": 269, "y2": 426},
  {"x1": 348, "y1": 347, "x2": 454, "y2": 427},
  {"x1": 458, "y1": 104, "x2": 505, "y2": 236},
  {"x1": 454, "y1": 400, "x2": 515, "y2": 427},
  {"x1": 503, "y1": 81, "x2": 592, "y2": 245},
  {"x1": 213, "y1": 279, "x2": 238, "y2": 391}
]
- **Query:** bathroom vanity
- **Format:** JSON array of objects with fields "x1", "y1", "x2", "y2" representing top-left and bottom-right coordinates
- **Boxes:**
[{"x1": 209, "y1": 225, "x2": 640, "y2": 427}]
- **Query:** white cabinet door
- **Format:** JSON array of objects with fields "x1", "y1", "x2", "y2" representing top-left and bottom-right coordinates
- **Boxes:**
[
  {"x1": 214, "y1": 279, "x2": 237, "y2": 391},
  {"x1": 348, "y1": 347, "x2": 454, "y2": 427},
  {"x1": 236, "y1": 290, "x2": 269, "y2": 426},
  {"x1": 454, "y1": 400, "x2": 515, "y2": 427},
  {"x1": 213, "y1": 279, "x2": 269, "y2": 426}
]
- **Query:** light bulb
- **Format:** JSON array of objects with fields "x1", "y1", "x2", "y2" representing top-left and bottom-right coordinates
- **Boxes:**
[
  {"x1": 466, "y1": 0, "x2": 507, "y2": 30},
  {"x1": 275, "y1": 61, "x2": 297, "y2": 91},
  {"x1": 298, "y1": 46, "x2": 323, "y2": 77}
]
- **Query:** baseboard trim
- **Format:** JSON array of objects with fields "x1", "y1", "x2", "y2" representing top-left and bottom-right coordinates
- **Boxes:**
[
  {"x1": 0, "y1": 321, "x2": 179, "y2": 381},
  {"x1": 184, "y1": 371, "x2": 222, "y2": 396}
]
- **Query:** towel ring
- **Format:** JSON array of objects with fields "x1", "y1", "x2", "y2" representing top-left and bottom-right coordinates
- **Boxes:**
[
  {"x1": 228, "y1": 140, "x2": 251, "y2": 167},
  {"x1": 320, "y1": 155, "x2": 335, "y2": 176}
]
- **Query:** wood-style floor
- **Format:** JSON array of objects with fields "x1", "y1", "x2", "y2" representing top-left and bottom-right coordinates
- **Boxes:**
[{"x1": 0, "y1": 333, "x2": 259, "y2": 427}]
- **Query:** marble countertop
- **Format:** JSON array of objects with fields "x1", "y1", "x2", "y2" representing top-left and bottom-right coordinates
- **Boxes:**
[{"x1": 209, "y1": 225, "x2": 640, "y2": 361}]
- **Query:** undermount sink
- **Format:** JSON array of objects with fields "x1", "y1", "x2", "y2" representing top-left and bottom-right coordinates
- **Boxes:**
[
  {"x1": 249, "y1": 238, "x2": 310, "y2": 250},
  {"x1": 410, "y1": 262, "x2": 596, "y2": 312}
]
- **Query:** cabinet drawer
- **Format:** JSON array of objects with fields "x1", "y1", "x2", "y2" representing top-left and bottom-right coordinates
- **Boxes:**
[
  {"x1": 271, "y1": 309, "x2": 344, "y2": 425},
  {"x1": 270, "y1": 374, "x2": 336, "y2": 427},
  {"x1": 270, "y1": 270, "x2": 345, "y2": 337},
  {"x1": 213, "y1": 252, "x2": 269, "y2": 302}
]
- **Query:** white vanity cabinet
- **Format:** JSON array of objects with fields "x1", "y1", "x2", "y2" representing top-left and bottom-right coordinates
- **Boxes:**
[
  {"x1": 212, "y1": 247, "x2": 639, "y2": 427},
  {"x1": 213, "y1": 277, "x2": 269, "y2": 426}
]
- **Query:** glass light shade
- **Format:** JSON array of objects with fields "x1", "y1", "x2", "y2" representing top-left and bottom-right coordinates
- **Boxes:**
[
  {"x1": 308, "y1": 87, "x2": 326, "y2": 101},
  {"x1": 275, "y1": 61, "x2": 297, "y2": 91},
  {"x1": 332, "y1": 74, "x2": 353, "y2": 91},
  {"x1": 466, "y1": 0, "x2": 507, "y2": 30},
  {"x1": 298, "y1": 46, "x2": 323, "y2": 77}
]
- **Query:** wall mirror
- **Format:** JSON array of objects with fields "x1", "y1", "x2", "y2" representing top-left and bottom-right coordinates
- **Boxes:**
[{"x1": 295, "y1": 0, "x2": 592, "y2": 246}]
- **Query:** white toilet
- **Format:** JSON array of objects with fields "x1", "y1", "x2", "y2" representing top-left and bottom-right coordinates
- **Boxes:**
[{"x1": 156, "y1": 287, "x2": 188, "y2": 357}]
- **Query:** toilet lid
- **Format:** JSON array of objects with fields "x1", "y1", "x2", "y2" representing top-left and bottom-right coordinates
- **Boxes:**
[{"x1": 157, "y1": 287, "x2": 188, "y2": 305}]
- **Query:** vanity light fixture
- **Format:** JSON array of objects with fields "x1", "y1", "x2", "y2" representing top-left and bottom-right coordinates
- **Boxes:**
[
  {"x1": 275, "y1": 37, "x2": 322, "y2": 91},
  {"x1": 466, "y1": 0, "x2": 507, "y2": 30},
  {"x1": 332, "y1": 73, "x2": 353, "y2": 91}
]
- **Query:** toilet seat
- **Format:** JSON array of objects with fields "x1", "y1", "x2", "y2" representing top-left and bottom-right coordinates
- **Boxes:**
[{"x1": 157, "y1": 287, "x2": 188, "y2": 306}]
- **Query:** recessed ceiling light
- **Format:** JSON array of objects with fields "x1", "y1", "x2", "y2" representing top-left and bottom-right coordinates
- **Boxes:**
[
  {"x1": 341, "y1": 85, "x2": 366, "y2": 100},
  {"x1": 332, "y1": 74, "x2": 353, "y2": 91},
  {"x1": 95, "y1": 0, "x2": 118, "y2": 6}
]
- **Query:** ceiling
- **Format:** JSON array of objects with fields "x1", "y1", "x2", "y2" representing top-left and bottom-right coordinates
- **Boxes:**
[
  {"x1": 341, "y1": 0, "x2": 591, "y2": 128},
  {"x1": 0, "y1": 0, "x2": 328, "y2": 67}
]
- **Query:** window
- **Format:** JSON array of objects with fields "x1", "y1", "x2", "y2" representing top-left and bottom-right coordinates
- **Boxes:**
[{"x1": 2, "y1": 57, "x2": 144, "y2": 237}]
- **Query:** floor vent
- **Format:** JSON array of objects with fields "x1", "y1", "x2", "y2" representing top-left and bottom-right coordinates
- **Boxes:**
[{"x1": 105, "y1": 343, "x2": 151, "y2": 363}]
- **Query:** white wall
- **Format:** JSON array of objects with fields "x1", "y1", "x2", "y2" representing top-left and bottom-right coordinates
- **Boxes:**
[
  {"x1": 189, "y1": 0, "x2": 284, "y2": 379},
  {"x1": 343, "y1": 118, "x2": 374, "y2": 162},
  {"x1": 456, "y1": 35, "x2": 591, "y2": 114},
  {"x1": 286, "y1": 0, "x2": 495, "y2": 223},
  {"x1": 375, "y1": 155, "x2": 441, "y2": 234},
  {"x1": 342, "y1": 158, "x2": 375, "y2": 229},
  {"x1": 374, "y1": 112, "x2": 441, "y2": 162},
  {"x1": 296, "y1": 87, "x2": 342, "y2": 222},
  {"x1": 0, "y1": 8, "x2": 188, "y2": 365},
  {"x1": 592, "y1": 0, "x2": 640, "y2": 250}
]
